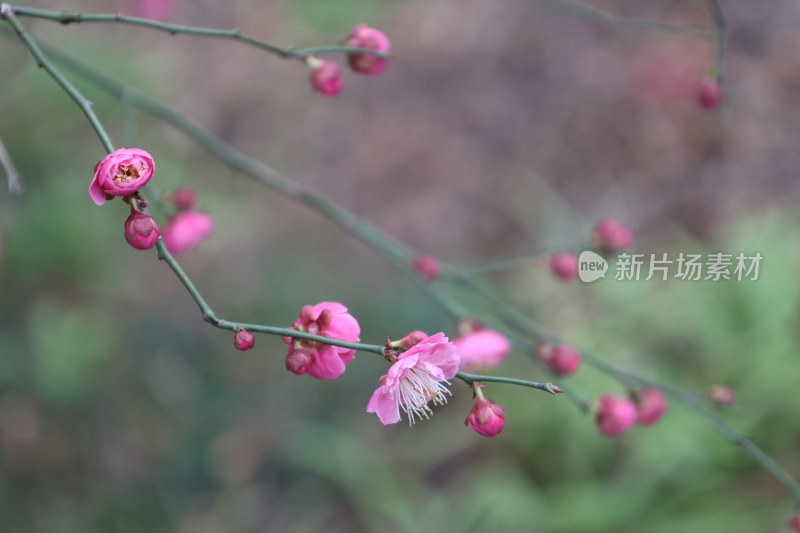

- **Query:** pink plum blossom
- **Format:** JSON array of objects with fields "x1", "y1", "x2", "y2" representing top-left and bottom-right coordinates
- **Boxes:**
[
  {"x1": 549, "y1": 252, "x2": 579, "y2": 281},
  {"x1": 454, "y1": 328, "x2": 511, "y2": 371},
  {"x1": 593, "y1": 218, "x2": 633, "y2": 252},
  {"x1": 635, "y1": 387, "x2": 668, "y2": 426},
  {"x1": 708, "y1": 385, "x2": 736, "y2": 406},
  {"x1": 90, "y1": 148, "x2": 155, "y2": 205},
  {"x1": 539, "y1": 343, "x2": 581, "y2": 376},
  {"x1": 367, "y1": 332, "x2": 459, "y2": 425},
  {"x1": 596, "y1": 394, "x2": 638, "y2": 437},
  {"x1": 233, "y1": 328, "x2": 255, "y2": 351},
  {"x1": 284, "y1": 302, "x2": 360, "y2": 380},
  {"x1": 346, "y1": 24, "x2": 391, "y2": 75},
  {"x1": 308, "y1": 58, "x2": 343, "y2": 96},
  {"x1": 123, "y1": 209, "x2": 160, "y2": 251},
  {"x1": 465, "y1": 397, "x2": 505, "y2": 437},
  {"x1": 698, "y1": 77, "x2": 723, "y2": 109},
  {"x1": 789, "y1": 513, "x2": 800, "y2": 533},
  {"x1": 171, "y1": 187, "x2": 196, "y2": 211},
  {"x1": 161, "y1": 211, "x2": 214, "y2": 256},
  {"x1": 412, "y1": 254, "x2": 440, "y2": 281}
]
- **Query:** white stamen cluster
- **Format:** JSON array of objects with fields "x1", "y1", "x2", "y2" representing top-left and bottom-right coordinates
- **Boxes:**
[{"x1": 394, "y1": 366, "x2": 452, "y2": 426}]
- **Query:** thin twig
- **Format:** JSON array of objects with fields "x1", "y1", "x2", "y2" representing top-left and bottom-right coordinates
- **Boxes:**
[
  {"x1": 3, "y1": 16, "x2": 798, "y2": 501},
  {"x1": 7, "y1": 4, "x2": 387, "y2": 61},
  {"x1": 0, "y1": 136, "x2": 23, "y2": 193},
  {"x1": 537, "y1": 0, "x2": 715, "y2": 37}
]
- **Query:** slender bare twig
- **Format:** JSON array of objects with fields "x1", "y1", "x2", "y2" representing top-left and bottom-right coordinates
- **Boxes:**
[{"x1": 0, "y1": 136, "x2": 23, "y2": 193}]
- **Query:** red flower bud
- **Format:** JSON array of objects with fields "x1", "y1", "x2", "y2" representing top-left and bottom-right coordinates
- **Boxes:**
[
  {"x1": 233, "y1": 328, "x2": 255, "y2": 351},
  {"x1": 596, "y1": 394, "x2": 638, "y2": 437},
  {"x1": 124, "y1": 211, "x2": 160, "y2": 251},
  {"x1": 412, "y1": 254, "x2": 440, "y2": 281},
  {"x1": 171, "y1": 187, "x2": 196, "y2": 211},
  {"x1": 635, "y1": 387, "x2": 668, "y2": 426},
  {"x1": 539, "y1": 343, "x2": 581, "y2": 376},
  {"x1": 593, "y1": 218, "x2": 633, "y2": 252},
  {"x1": 465, "y1": 397, "x2": 506, "y2": 437},
  {"x1": 549, "y1": 252, "x2": 579, "y2": 281},
  {"x1": 308, "y1": 58, "x2": 343, "y2": 97},
  {"x1": 697, "y1": 77, "x2": 723, "y2": 109}
]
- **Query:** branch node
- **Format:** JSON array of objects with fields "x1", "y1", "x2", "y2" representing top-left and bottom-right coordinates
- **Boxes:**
[
  {"x1": 0, "y1": 4, "x2": 11, "y2": 19},
  {"x1": 202, "y1": 312, "x2": 219, "y2": 326}
]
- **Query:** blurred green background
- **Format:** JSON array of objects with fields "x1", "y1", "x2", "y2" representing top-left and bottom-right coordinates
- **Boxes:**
[{"x1": 1, "y1": 0, "x2": 799, "y2": 531}]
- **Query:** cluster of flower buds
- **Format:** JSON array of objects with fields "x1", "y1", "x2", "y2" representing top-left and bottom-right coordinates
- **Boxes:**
[
  {"x1": 161, "y1": 188, "x2": 214, "y2": 256},
  {"x1": 595, "y1": 387, "x2": 668, "y2": 437},
  {"x1": 307, "y1": 24, "x2": 391, "y2": 97},
  {"x1": 548, "y1": 218, "x2": 633, "y2": 281},
  {"x1": 91, "y1": 148, "x2": 160, "y2": 251},
  {"x1": 90, "y1": 148, "x2": 214, "y2": 255}
]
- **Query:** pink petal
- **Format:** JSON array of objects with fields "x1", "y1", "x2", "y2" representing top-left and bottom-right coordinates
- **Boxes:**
[
  {"x1": 305, "y1": 345, "x2": 346, "y2": 380},
  {"x1": 89, "y1": 175, "x2": 107, "y2": 205},
  {"x1": 366, "y1": 387, "x2": 401, "y2": 425},
  {"x1": 384, "y1": 353, "x2": 418, "y2": 388},
  {"x1": 324, "y1": 312, "x2": 361, "y2": 342}
]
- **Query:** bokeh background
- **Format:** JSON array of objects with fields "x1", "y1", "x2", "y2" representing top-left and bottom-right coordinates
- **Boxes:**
[{"x1": 1, "y1": 0, "x2": 800, "y2": 531}]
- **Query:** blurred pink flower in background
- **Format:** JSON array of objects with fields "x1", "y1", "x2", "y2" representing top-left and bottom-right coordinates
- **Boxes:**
[
  {"x1": 132, "y1": 0, "x2": 176, "y2": 21},
  {"x1": 593, "y1": 218, "x2": 633, "y2": 252},
  {"x1": 284, "y1": 302, "x2": 360, "y2": 380},
  {"x1": 367, "y1": 332, "x2": 459, "y2": 425},
  {"x1": 549, "y1": 252, "x2": 579, "y2": 281},
  {"x1": 308, "y1": 58, "x2": 343, "y2": 97},
  {"x1": 629, "y1": 44, "x2": 707, "y2": 106},
  {"x1": 346, "y1": 24, "x2": 391, "y2": 75},
  {"x1": 635, "y1": 387, "x2": 668, "y2": 426},
  {"x1": 162, "y1": 211, "x2": 214, "y2": 256},
  {"x1": 539, "y1": 343, "x2": 581, "y2": 376},
  {"x1": 454, "y1": 328, "x2": 511, "y2": 371},
  {"x1": 596, "y1": 394, "x2": 638, "y2": 437},
  {"x1": 411, "y1": 254, "x2": 440, "y2": 281}
]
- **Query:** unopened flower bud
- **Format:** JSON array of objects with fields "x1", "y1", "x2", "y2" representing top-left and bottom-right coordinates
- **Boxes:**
[
  {"x1": 345, "y1": 24, "x2": 391, "y2": 75},
  {"x1": 124, "y1": 211, "x2": 160, "y2": 250},
  {"x1": 549, "y1": 252, "x2": 579, "y2": 281},
  {"x1": 285, "y1": 346, "x2": 314, "y2": 375},
  {"x1": 593, "y1": 218, "x2": 633, "y2": 252},
  {"x1": 539, "y1": 343, "x2": 581, "y2": 376},
  {"x1": 308, "y1": 57, "x2": 343, "y2": 97},
  {"x1": 596, "y1": 394, "x2": 638, "y2": 437},
  {"x1": 708, "y1": 385, "x2": 735, "y2": 406},
  {"x1": 171, "y1": 187, "x2": 196, "y2": 210},
  {"x1": 465, "y1": 397, "x2": 506, "y2": 437},
  {"x1": 788, "y1": 511, "x2": 800, "y2": 533},
  {"x1": 697, "y1": 77, "x2": 723, "y2": 109},
  {"x1": 233, "y1": 328, "x2": 255, "y2": 351},
  {"x1": 634, "y1": 387, "x2": 668, "y2": 426},
  {"x1": 391, "y1": 330, "x2": 429, "y2": 351},
  {"x1": 412, "y1": 254, "x2": 440, "y2": 281}
]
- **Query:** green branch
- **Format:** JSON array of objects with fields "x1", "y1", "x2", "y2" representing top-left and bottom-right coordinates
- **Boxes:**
[
  {"x1": 537, "y1": 0, "x2": 715, "y2": 37},
  {"x1": 7, "y1": 4, "x2": 387, "y2": 61}
]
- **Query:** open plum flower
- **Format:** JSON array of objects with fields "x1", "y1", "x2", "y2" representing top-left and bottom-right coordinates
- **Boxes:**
[
  {"x1": 89, "y1": 148, "x2": 155, "y2": 205},
  {"x1": 367, "y1": 332, "x2": 460, "y2": 425},
  {"x1": 284, "y1": 302, "x2": 361, "y2": 380}
]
